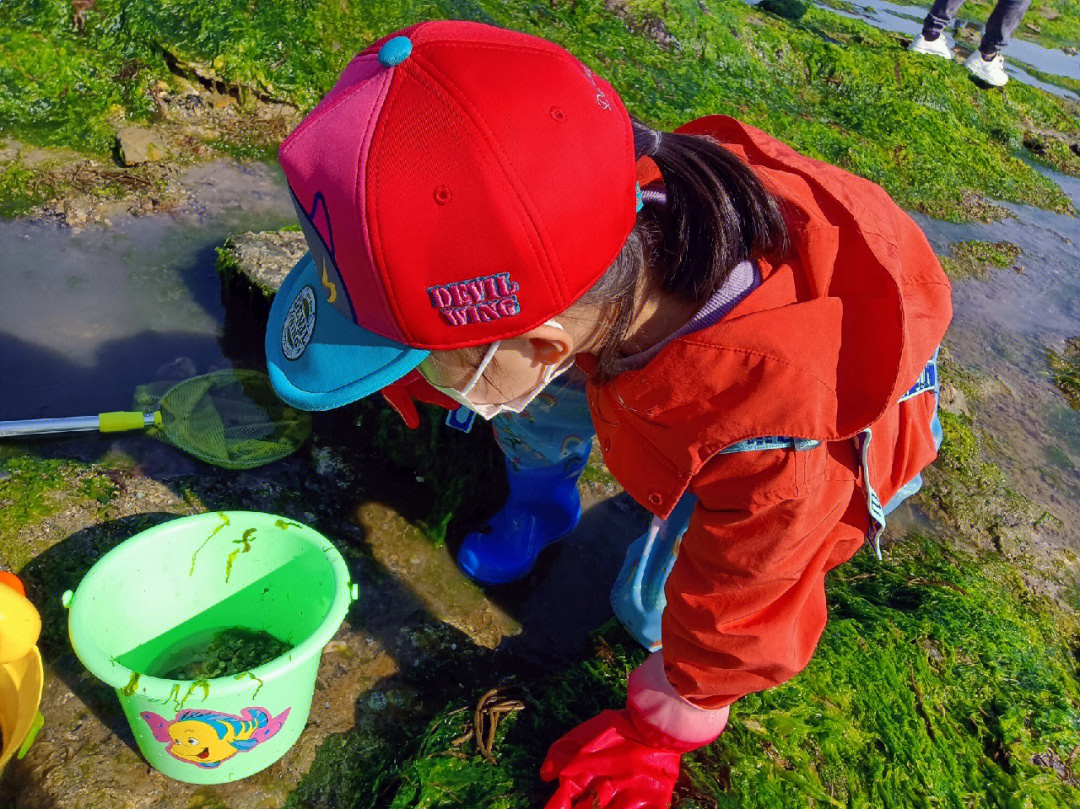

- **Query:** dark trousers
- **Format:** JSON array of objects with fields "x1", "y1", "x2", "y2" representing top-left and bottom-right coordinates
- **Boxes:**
[{"x1": 922, "y1": 0, "x2": 1032, "y2": 55}]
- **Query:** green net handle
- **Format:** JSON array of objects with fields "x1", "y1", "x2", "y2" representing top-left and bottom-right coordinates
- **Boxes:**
[{"x1": 99, "y1": 411, "x2": 161, "y2": 432}]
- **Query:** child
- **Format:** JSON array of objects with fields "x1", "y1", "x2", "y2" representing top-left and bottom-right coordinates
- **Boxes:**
[{"x1": 266, "y1": 20, "x2": 951, "y2": 808}]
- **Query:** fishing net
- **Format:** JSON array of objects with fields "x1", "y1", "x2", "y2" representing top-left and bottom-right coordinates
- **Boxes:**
[{"x1": 133, "y1": 369, "x2": 312, "y2": 469}]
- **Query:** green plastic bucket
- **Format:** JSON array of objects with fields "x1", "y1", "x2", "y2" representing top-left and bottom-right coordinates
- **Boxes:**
[{"x1": 63, "y1": 511, "x2": 358, "y2": 784}]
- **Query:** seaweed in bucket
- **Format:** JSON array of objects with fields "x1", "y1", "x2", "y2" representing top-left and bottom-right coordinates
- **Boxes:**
[
  {"x1": 121, "y1": 672, "x2": 140, "y2": 697},
  {"x1": 224, "y1": 527, "x2": 257, "y2": 583},
  {"x1": 155, "y1": 628, "x2": 291, "y2": 681},
  {"x1": 189, "y1": 511, "x2": 230, "y2": 576}
]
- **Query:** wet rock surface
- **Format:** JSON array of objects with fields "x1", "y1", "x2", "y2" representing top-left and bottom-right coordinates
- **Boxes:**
[
  {"x1": 217, "y1": 229, "x2": 308, "y2": 297},
  {"x1": 116, "y1": 127, "x2": 168, "y2": 166}
]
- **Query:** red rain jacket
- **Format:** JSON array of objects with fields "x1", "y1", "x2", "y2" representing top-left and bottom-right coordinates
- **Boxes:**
[{"x1": 580, "y1": 116, "x2": 952, "y2": 709}]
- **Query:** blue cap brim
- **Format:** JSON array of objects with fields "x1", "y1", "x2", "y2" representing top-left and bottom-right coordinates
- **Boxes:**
[{"x1": 265, "y1": 253, "x2": 428, "y2": 411}]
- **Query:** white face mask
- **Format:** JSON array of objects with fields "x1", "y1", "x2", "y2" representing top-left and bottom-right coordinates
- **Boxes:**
[{"x1": 425, "y1": 320, "x2": 573, "y2": 420}]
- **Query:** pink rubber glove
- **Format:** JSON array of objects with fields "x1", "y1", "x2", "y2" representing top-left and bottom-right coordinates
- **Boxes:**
[
  {"x1": 379, "y1": 370, "x2": 459, "y2": 430},
  {"x1": 541, "y1": 653, "x2": 730, "y2": 809}
]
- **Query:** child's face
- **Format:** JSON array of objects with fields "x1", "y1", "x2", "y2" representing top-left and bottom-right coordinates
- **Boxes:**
[{"x1": 418, "y1": 323, "x2": 576, "y2": 406}]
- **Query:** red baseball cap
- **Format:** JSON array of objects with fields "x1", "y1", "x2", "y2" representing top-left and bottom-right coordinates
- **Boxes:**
[{"x1": 266, "y1": 20, "x2": 636, "y2": 410}]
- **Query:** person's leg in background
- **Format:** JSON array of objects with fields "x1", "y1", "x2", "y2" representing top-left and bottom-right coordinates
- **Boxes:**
[
  {"x1": 456, "y1": 371, "x2": 596, "y2": 584},
  {"x1": 954, "y1": 0, "x2": 1031, "y2": 85},
  {"x1": 979, "y1": 0, "x2": 1032, "y2": 56},
  {"x1": 909, "y1": 0, "x2": 966, "y2": 58},
  {"x1": 922, "y1": 0, "x2": 968, "y2": 41}
]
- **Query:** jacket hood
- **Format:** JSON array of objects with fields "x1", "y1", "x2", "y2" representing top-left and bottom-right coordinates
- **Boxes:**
[{"x1": 581, "y1": 116, "x2": 951, "y2": 497}]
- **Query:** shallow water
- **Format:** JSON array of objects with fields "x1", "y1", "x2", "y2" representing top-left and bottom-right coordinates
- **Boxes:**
[
  {"x1": 0, "y1": 161, "x2": 294, "y2": 423},
  {"x1": 913, "y1": 166, "x2": 1080, "y2": 549}
]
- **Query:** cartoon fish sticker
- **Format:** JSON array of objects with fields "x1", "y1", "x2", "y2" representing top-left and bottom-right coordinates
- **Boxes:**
[{"x1": 140, "y1": 706, "x2": 290, "y2": 768}]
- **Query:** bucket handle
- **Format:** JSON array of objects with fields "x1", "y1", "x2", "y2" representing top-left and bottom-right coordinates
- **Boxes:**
[
  {"x1": 61, "y1": 590, "x2": 73, "y2": 609},
  {"x1": 17, "y1": 711, "x2": 44, "y2": 760}
]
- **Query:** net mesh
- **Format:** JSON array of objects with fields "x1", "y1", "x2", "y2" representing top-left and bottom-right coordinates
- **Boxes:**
[{"x1": 133, "y1": 369, "x2": 312, "y2": 469}]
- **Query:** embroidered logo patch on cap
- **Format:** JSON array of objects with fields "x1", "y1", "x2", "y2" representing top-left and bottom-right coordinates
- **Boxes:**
[
  {"x1": 282, "y1": 285, "x2": 317, "y2": 360},
  {"x1": 427, "y1": 272, "x2": 521, "y2": 326}
]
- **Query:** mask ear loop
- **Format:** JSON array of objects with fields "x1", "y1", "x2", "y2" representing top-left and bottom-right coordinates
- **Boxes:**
[
  {"x1": 459, "y1": 320, "x2": 564, "y2": 398},
  {"x1": 460, "y1": 341, "x2": 500, "y2": 396}
]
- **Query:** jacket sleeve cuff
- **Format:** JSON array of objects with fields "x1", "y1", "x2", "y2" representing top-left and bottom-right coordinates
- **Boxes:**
[{"x1": 626, "y1": 652, "x2": 729, "y2": 752}]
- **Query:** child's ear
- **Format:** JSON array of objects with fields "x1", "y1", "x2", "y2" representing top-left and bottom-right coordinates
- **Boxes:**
[
  {"x1": 532, "y1": 340, "x2": 563, "y2": 364},
  {"x1": 528, "y1": 325, "x2": 573, "y2": 365}
]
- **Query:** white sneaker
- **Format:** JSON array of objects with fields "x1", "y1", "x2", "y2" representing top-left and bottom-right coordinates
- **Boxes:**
[
  {"x1": 965, "y1": 50, "x2": 1009, "y2": 86},
  {"x1": 908, "y1": 33, "x2": 953, "y2": 60}
]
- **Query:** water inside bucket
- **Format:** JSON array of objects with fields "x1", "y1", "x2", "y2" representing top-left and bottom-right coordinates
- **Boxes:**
[
  {"x1": 150, "y1": 628, "x2": 292, "y2": 682},
  {"x1": 111, "y1": 558, "x2": 325, "y2": 678}
]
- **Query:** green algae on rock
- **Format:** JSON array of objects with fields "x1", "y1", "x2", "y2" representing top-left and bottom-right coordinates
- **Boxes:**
[
  {"x1": 923, "y1": 406, "x2": 1046, "y2": 553},
  {"x1": 286, "y1": 535, "x2": 1080, "y2": 808},
  {"x1": 1015, "y1": 58, "x2": 1080, "y2": 101},
  {"x1": 3, "y1": 0, "x2": 1079, "y2": 222},
  {"x1": 1022, "y1": 129, "x2": 1080, "y2": 178},
  {"x1": 0, "y1": 452, "x2": 123, "y2": 572},
  {"x1": 939, "y1": 239, "x2": 1023, "y2": 279},
  {"x1": 1048, "y1": 337, "x2": 1080, "y2": 410},
  {"x1": 363, "y1": 401, "x2": 505, "y2": 545},
  {"x1": 916, "y1": 353, "x2": 1057, "y2": 558}
]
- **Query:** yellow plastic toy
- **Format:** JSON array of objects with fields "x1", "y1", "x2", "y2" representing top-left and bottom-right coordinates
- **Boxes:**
[{"x1": 0, "y1": 572, "x2": 44, "y2": 770}]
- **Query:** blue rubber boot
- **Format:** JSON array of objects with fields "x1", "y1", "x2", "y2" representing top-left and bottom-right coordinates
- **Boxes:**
[{"x1": 456, "y1": 455, "x2": 585, "y2": 585}]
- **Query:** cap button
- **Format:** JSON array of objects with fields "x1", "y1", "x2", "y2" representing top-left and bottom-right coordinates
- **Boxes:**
[{"x1": 378, "y1": 36, "x2": 413, "y2": 68}]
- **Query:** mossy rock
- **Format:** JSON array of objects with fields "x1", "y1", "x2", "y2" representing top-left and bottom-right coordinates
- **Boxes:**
[
  {"x1": 757, "y1": 0, "x2": 811, "y2": 21},
  {"x1": 216, "y1": 230, "x2": 308, "y2": 299},
  {"x1": 939, "y1": 240, "x2": 1023, "y2": 280},
  {"x1": 0, "y1": 452, "x2": 119, "y2": 571},
  {"x1": 1048, "y1": 337, "x2": 1080, "y2": 410},
  {"x1": 922, "y1": 405, "x2": 1045, "y2": 554}
]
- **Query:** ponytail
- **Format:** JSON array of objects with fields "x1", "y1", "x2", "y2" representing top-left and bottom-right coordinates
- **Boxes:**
[
  {"x1": 631, "y1": 118, "x2": 788, "y2": 300},
  {"x1": 577, "y1": 117, "x2": 789, "y2": 381}
]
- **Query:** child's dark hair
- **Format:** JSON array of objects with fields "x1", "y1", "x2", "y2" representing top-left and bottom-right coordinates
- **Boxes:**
[{"x1": 577, "y1": 117, "x2": 789, "y2": 381}]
